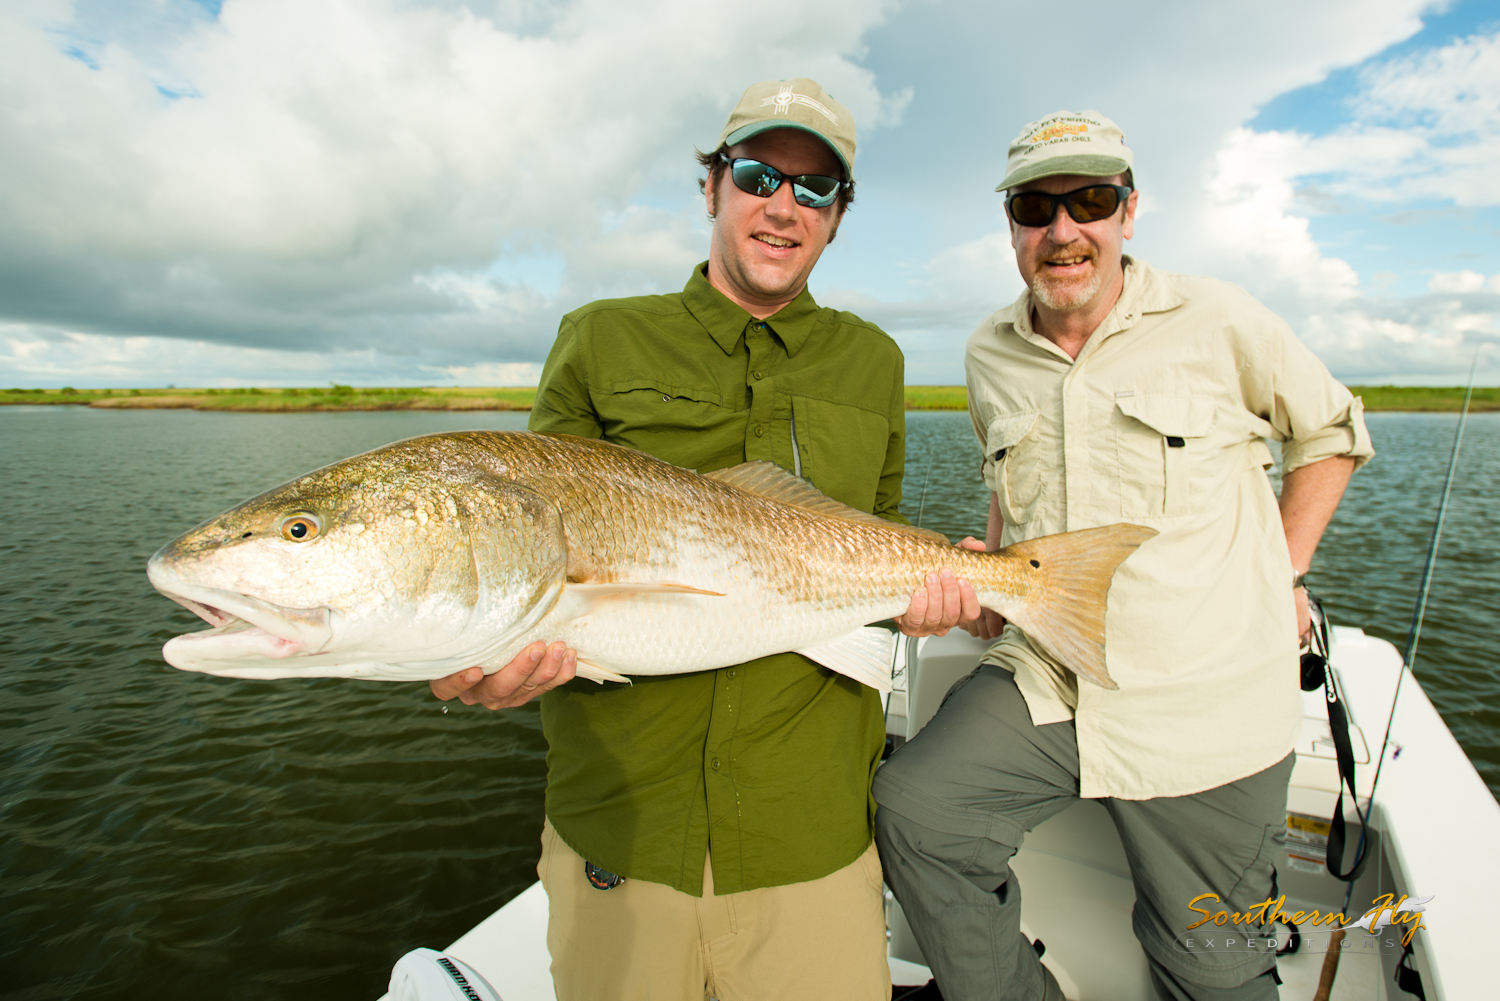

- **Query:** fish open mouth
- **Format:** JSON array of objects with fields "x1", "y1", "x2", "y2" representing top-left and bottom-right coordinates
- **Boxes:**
[{"x1": 147, "y1": 557, "x2": 335, "y2": 671}]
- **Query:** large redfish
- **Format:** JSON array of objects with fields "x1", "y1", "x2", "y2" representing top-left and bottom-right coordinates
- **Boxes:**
[{"x1": 148, "y1": 432, "x2": 1155, "y2": 691}]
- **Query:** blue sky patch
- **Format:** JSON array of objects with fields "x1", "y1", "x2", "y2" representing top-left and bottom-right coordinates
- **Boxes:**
[
  {"x1": 60, "y1": 44, "x2": 100, "y2": 70},
  {"x1": 1252, "y1": 0, "x2": 1498, "y2": 134},
  {"x1": 1246, "y1": 1, "x2": 1500, "y2": 300}
]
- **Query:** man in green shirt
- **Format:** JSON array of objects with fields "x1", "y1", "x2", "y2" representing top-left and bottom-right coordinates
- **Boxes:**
[{"x1": 432, "y1": 78, "x2": 978, "y2": 1000}]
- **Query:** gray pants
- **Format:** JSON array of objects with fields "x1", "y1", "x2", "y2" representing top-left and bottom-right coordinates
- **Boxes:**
[{"x1": 873, "y1": 666, "x2": 1293, "y2": 1001}]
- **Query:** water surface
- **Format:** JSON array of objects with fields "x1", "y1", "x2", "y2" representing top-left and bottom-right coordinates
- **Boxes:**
[{"x1": 1, "y1": 407, "x2": 1495, "y2": 999}]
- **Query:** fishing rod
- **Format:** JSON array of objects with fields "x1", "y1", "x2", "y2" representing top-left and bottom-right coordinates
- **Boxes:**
[
  {"x1": 1310, "y1": 358, "x2": 1479, "y2": 1001},
  {"x1": 1333, "y1": 352, "x2": 1479, "y2": 903},
  {"x1": 1371, "y1": 353, "x2": 1478, "y2": 799}
]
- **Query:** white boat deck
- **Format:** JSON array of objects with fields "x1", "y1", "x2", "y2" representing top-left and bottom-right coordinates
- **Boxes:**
[{"x1": 382, "y1": 625, "x2": 1500, "y2": 1000}]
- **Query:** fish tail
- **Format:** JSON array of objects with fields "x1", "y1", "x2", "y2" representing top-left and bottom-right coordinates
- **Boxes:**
[{"x1": 985, "y1": 523, "x2": 1157, "y2": 690}]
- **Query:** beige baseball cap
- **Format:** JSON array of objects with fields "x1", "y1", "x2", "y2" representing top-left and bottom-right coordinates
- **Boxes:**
[
  {"x1": 717, "y1": 78, "x2": 856, "y2": 179},
  {"x1": 996, "y1": 110, "x2": 1133, "y2": 191}
]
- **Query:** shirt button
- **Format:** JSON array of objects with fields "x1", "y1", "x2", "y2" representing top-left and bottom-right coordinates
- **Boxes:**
[
  {"x1": 753, "y1": 370, "x2": 764, "y2": 380},
  {"x1": 754, "y1": 425, "x2": 764, "y2": 437},
  {"x1": 727, "y1": 668, "x2": 736, "y2": 679},
  {"x1": 711, "y1": 757, "x2": 721, "y2": 771}
]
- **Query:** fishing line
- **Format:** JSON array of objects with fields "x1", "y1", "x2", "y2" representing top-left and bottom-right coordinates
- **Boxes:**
[
  {"x1": 883, "y1": 463, "x2": 935, "y2": 753},
  {"x1": 914, "y1": 463, "x2": 934, "y2": 532},
  {"x1": 1335, "y1": 351, "x2": 1478, "y2": 906}
]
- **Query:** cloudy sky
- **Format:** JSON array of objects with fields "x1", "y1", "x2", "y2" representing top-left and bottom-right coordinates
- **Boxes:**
[{"x1": 2, "y1": 0, "x2": 1497, "y2": 388}]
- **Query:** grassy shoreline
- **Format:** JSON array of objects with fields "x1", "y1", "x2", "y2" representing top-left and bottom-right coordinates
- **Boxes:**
[
  {"x1": 0, "y1": 385, "x2": 535, "y2": 412},
  {"x1": 3, "y1": 384, "x2": 1496, "y2": 412}
]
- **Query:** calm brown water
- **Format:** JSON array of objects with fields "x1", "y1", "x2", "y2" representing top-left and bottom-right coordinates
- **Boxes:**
[{"x1": 1, "y1": 407, "x2": 1495, "y2": 1000}]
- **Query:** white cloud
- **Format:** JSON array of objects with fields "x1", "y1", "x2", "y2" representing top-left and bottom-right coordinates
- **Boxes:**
[
  {"x1": 1171, "y1": 23, "x2": 1500, "y2": 384},
  {"x1": 1238, "y1": 28, "x2": 1500, "y2": 208},
  {"x1": 820, "y1": 228, "x2": 1023, "y2": 331},
  {"x1": 1199, "y1": 127, "x2": 1363, "y2": 312},
  {"x1": 0, "y1": 321, "x2": 494, "y2": 387},
  {"x1": 802, "y1": 0, "x2": 1443, "y2": 384},
  {"x1": 1428, "y1": 269, "x2": 1491, "y2": 292},
  {"x1": 443, "y1": 360, "x2": 542, "y2": 386},
  {"x1": 415, "y1": 271, "x2": 541, "y2": 315},
  {"x1": 3, "y1": 0, "x2": 1494, "y2": 389},
  {"x1": 1353, "y1": 27, "x2": 1500, "y2": 206},
  {"x1": 0, "y1": 0, "x2": 903, "y2": 382},
  {"x1": 1295, "y1": 293, "x2": 1500, "y2": 381}
]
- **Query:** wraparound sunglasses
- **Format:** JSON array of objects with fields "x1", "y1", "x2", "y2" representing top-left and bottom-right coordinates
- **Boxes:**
[
  {"x1": 1006, "y1": 184, "x2": 1133, "y2": 227},
  {"x1": 720, "y1": 155, "x2": 843, "y2": 209}
]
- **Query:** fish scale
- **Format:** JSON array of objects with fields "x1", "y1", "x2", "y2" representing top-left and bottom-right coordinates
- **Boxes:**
[{"x1": 148, "y1": 431, "x2": 1156, "y2": 691}]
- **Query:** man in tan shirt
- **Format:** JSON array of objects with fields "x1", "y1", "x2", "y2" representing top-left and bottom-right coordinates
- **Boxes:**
[{"x1": 874, "y1": 111, "x2": 1372, "y2": 1000}]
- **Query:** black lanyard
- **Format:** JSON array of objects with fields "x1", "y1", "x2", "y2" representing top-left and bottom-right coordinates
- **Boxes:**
[{"x1": 1301, "y1": 590, "x2": 1368, "y2": 882}]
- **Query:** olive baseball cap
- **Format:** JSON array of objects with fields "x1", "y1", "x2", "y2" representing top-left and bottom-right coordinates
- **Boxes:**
[
  {"x1": 717, "y1": 78, "x2": 856, "y2": 179},
  {"x1": 996, "y1": 110, "x2": 1133, "y2": 191}
]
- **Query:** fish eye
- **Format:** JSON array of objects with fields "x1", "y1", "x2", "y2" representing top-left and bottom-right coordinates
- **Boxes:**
[{"x1": 279, "y1": 514, "x2": 321, "y2": 542}]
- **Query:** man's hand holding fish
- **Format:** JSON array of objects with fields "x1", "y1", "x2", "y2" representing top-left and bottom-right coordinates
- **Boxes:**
[{"x1": 430, "y1": 640, "x2": 577, "y2": 711}]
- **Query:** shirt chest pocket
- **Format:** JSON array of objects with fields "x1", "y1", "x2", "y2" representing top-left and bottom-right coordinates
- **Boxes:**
[
  {"x1": 983, "y1": 410, "x2": 1043, "y2": 526},
  {"x1": 789, "y1": 396, "x2": 891, "y2": 512},
  {"x1": 1112, "y1": 395, "x2": 1216, "y2": 518},
  {"x1": 598, "y1": 381, "x2": 737, "y2": 468}
]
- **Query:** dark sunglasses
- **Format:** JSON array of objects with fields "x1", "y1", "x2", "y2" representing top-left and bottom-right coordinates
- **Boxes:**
[
  {"x1": 1005, "y1": 184, "x2": 1133, "y2": 228},
  {"x1": 721, "y1": 155, "x2": 843, "y2": 209}
]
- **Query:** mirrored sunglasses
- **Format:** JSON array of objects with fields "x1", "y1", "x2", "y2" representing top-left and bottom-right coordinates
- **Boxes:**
[
  {"x1": 724, "y1": 156, "x2": 843, "y2": 209},
  {"x1": 1005, "y1": 184, "x2": 1132, "y2": 228}
]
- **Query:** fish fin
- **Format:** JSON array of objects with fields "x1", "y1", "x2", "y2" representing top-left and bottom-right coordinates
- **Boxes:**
[
  {"x1": 574, "y1": 660, "x2": 631, "y2": 685},
  {"x1": 994, "y1": 523, "x2": 1158, "y2": 691},
  {"x1": 566, "y1": 581, "x2": 725, "y2": 597},
  {"x1": 705, "y1": 462, "x2": 950, "y2": 544},
  {"x1": 795, "y1": 626, "x2": 898, "y2": 693}
]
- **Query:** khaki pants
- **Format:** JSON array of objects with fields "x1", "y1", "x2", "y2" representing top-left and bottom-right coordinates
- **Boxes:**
[{"x1": 538, "y1": 819, "x2": 892, "y2": 1001}]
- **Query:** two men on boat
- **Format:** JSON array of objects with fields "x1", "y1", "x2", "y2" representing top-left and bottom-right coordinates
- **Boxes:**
[
  {"x1": 434, "y1": 89, "x2": 1373, "y2": 1001},
  {"x1": 873, "y1": 111, "x2": 1374, "y2": 1000},
  {"x1": 433, "y1": 79, "x2": 976, "y2": 1000}
]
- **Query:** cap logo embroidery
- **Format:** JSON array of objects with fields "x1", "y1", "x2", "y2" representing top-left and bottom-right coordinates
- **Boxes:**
[
  {"x1": 1027, "y1": 122, "x2": 1089, "y2": 144},
  {"x1": 761, "y1": 83, "x2": 839, "y2": 124}
]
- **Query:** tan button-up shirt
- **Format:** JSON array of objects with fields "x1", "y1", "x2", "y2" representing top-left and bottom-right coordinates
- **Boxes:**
[{"x1": 966, "y1": 258, "x2": 1373, "y2": 800}]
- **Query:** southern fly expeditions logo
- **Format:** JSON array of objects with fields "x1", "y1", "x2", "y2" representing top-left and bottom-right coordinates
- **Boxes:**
[
  {"x1": 761, "y1": 84, "x2": 838, "y2": 124},
  {"x1": 1173, "y1": 892, "x2": 1434, "y2": 956}
]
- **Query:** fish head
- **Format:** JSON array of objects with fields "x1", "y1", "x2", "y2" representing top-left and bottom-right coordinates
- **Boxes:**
[{"x1": 148, "y1": 435, "x2": 567, "y2": 680}]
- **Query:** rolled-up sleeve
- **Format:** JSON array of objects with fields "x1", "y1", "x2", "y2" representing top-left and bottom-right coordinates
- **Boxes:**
[
  {"x1": 1281, "y1": 395, "x2": 1373, "y2": 473},
  {"x1": 1256, "y1": 317, "x2": 1375, "y2": 475}
]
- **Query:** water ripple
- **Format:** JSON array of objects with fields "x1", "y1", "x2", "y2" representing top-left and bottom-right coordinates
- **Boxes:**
[{"x1": 0, "y1": 407, "x2": 1495, "y2": 999}]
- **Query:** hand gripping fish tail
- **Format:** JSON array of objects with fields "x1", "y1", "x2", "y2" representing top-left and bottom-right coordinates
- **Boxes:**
[
  {"x1": 983, "y1": 524, "x2": 1158, "y2": 690},
  {"x1": 146, "y1": 431, "x2": 1154, "y2": 692}
]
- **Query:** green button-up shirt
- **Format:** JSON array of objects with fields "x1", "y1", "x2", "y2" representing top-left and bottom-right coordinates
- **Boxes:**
[{"x1": 529, "y1": 263, "x2": 907, "y2": 896}]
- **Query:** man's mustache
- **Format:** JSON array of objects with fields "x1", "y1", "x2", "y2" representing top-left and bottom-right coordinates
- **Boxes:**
[{"x1": 1039, "y1": 241, "x2": 1095, "y2": 264}]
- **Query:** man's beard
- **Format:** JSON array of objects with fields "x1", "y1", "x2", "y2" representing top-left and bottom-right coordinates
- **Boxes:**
[{"x1": 1030, "y1": 244, "x2": 1103, "y2": 311}]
